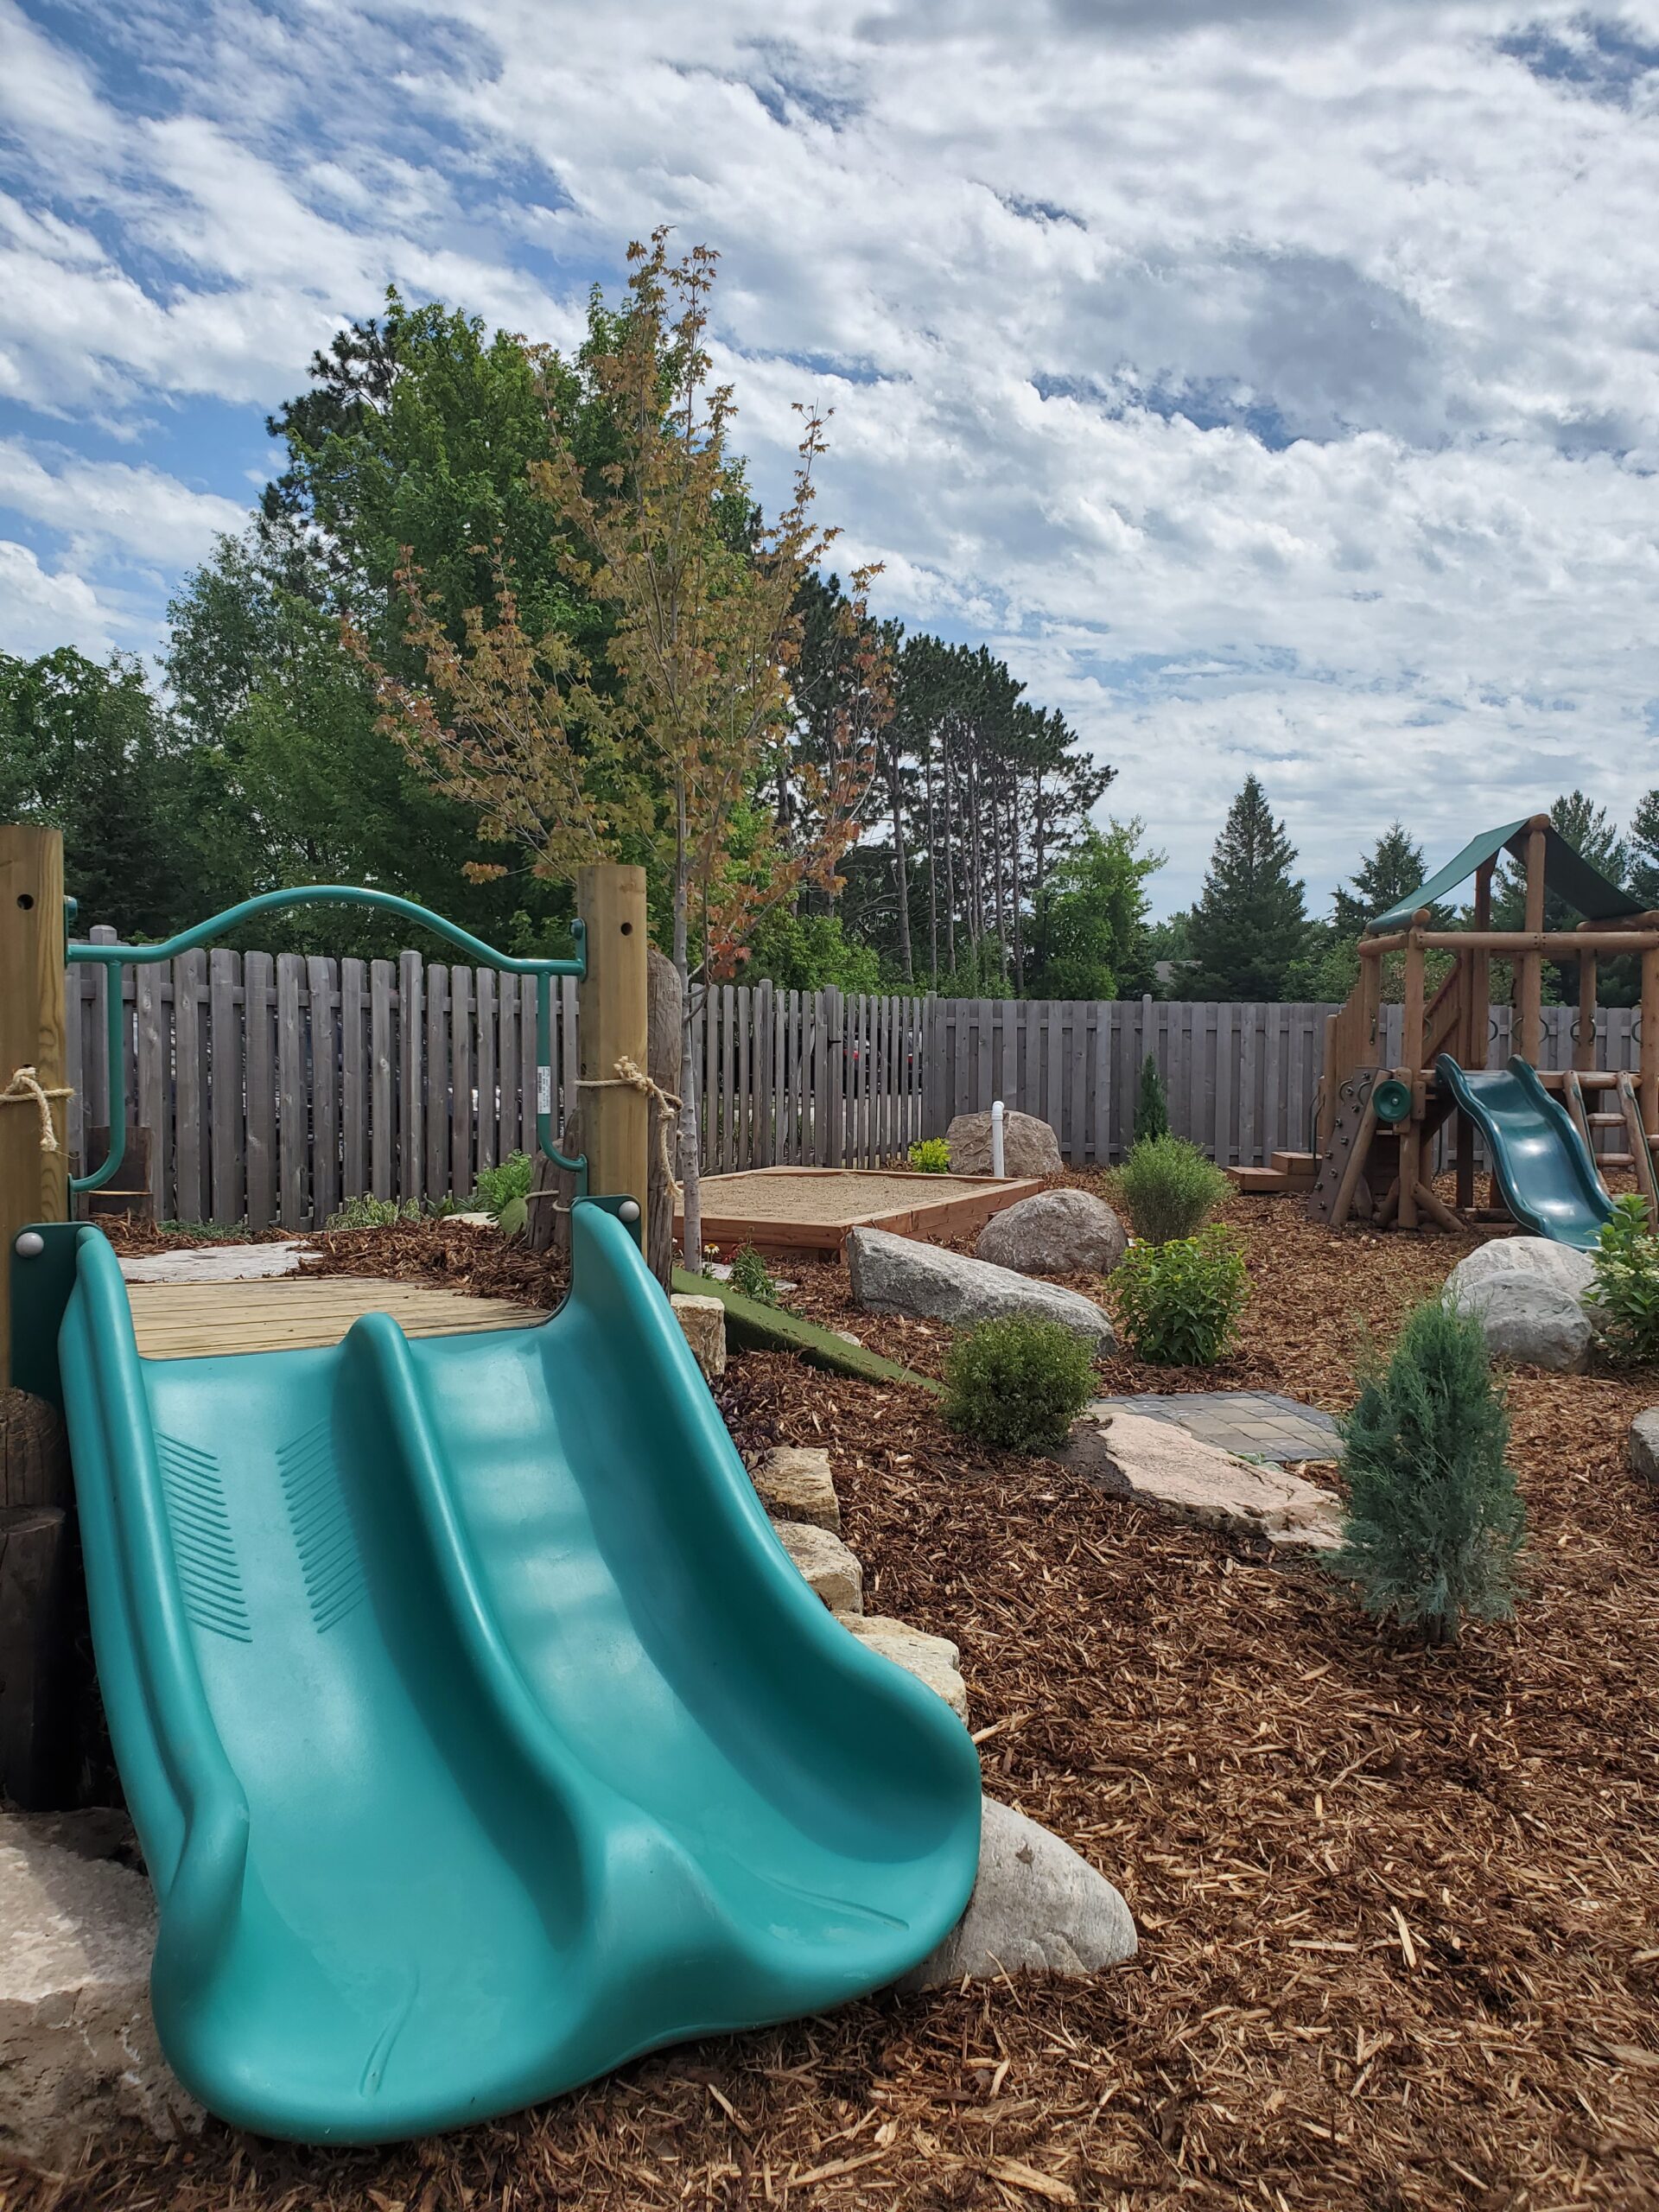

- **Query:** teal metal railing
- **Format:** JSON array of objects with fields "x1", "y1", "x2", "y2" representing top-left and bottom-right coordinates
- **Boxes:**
[{"x1": 66, "y1": 887, "x2": 588, "y2": 1200}]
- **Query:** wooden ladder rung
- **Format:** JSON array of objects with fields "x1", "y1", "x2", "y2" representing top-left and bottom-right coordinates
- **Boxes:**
[
  {"x1": 1587, "y1": 1112, "x2": 1624, "y2": 1127},
  {"x1": 1599, "y1": 1151, "x2": 1635, "y2": 1168}
]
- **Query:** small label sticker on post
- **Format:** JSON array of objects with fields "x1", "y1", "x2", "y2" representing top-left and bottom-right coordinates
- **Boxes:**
[{"x1": 537, "y1": 1065, "x2": 551, "y2": 1115}]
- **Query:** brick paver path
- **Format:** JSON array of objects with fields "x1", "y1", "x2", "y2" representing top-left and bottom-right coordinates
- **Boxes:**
[{"x1": 1090, "y1": 1390, "x2": 1342, "y2": 1462}]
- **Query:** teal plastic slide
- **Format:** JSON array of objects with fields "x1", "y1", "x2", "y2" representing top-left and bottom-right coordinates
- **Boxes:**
[
  {"x1": 55, "y1": 1202, "x2": 981, "y2": 2143},
  {"x1": 1434, "y1": 1054, "x2": 1617, "y2": 1249}
]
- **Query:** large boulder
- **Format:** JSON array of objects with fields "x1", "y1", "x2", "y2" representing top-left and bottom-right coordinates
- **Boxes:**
[
  {"x1": 1446, "y1": 1237, "x2": 1595, "y2": 1306},
  {"x1": 0, "y1": 1812, "x2": 201, "y2": 2162},
  {"x1": 976, "y1": 1188, "x2": 1127, "y2": 1277},
  {"x1": 946, "y1": 1109, "x2": 1062, "y2": 1179},
  {"x1": 846, "y1": 1227, "x2": 1116, "y2": 1350},
  {"x1": 1628, "y1": 1409, "x2": 1659, "y2": 1485},
  {"x1": 895, "y1": 1798, "x2": 1136, "y2": 1990},
  {"x1": 1060, "y1": 1408, "x2": 1344, "y2": 1551},
  {"x1": 1450, "y1": 1274, "x2": 1592, "y2": 1373}
]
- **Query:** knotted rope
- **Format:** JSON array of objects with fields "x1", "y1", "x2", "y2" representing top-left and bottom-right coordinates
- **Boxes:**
[
  {"x1": 1, "y1": 1065, "x2": 73, "y2": 1153},
  {"x1": 576, "y1": 1056, "x2": 685, "y2": 1196}
]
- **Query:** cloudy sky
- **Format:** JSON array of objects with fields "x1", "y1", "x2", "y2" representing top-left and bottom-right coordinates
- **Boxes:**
[{"x1": 3, "y1": 0, "x2": 1658, "y2": 912}]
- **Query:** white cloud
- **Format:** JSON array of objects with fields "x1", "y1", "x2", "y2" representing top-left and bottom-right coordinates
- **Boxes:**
[
  {"x1": 0, "y1": 441, "x2": 247, "y2": 565},
  {"x1": 0, "y1": 539, "x2": 124, "y2": 658},
  {"x1": 3, "y1": 0, "x2": 1659, "y2": 905}
]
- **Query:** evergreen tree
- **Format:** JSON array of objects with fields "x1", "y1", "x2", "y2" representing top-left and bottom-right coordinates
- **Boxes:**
[
  {"x1": 1494, "y1": 791, "x2": 1634, "y2": 1007},
  {"x1": 1185, "y1": 776, "x2": 1309, "y2": 1000},
  {"x1": 1329, "y1": 1298, "x2": 1525, "y2": 1649},
  {"x1": 1331, "y1": 822, "x2": 1432, "y2": 938},
  {"x1": 1134, "y1": 1054, "x2": 1169, "y2": 1142},
  {"x1": 1628, "y1": 788, "x2": 1659, "y2": 910}
]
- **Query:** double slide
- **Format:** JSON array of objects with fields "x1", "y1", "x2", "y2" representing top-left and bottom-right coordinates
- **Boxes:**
[
  {"x1": 1433, "y1": 1054, "x2": 1617, "y2": 1249},
  {"x1": 56, "y1": 1203, "x2": 981, "y2": 2142}
]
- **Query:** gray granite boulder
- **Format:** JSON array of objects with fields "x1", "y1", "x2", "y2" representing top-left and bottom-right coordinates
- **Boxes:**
[
  {"x1": 1628, "y1": 1409, "x2": 1659, "y2": 1485},
  {"x1": 1451, "y1": 1274, "x2": 1592, "y2": 1372},
  {"x1": 1446, "y1": 1236, "x2": 1595, "y2": 1306},
  {"x1": 0, "y1": 1812, "x2": 200, "y2": 2162},
  {"x1": 896, "y1": 1797, "x2": 1136, "y2": 1990},
  {"x1": 946, "y1": 1109, "x2": 1062, "y2": 1179},
  {"x1": 975, "y1": 1188, "x2": 1128, "y2": 1277},
  {"x1": 846, "y1": 1227, "x2": 1116, "y2": 1349}
]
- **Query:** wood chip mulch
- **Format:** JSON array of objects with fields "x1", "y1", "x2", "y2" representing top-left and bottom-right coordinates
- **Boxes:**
[{"x1": 16, "y1": 1198, "x2": 1659, "y2": 2211}]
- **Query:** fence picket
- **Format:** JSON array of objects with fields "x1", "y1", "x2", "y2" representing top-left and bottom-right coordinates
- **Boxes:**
[
  {"x1": 276, "y1": 953, "x2": 307, "y2": 1230},
  {"x1": 308, "y1": 957, "x2": 340, "y2": 1225},
  {"x1": 341, "y1": 958, "x2": 368, "y2": 1199}
]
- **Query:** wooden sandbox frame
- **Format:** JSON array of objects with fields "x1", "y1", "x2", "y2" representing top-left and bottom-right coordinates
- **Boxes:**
[{"x1": 677, "y1": 1166, "x2": 1046, "y2": 1262}]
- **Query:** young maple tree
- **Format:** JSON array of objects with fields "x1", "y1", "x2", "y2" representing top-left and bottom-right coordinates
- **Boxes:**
[{"x1": 356, "y1": 230, "x2": 885, "y2": 1268}]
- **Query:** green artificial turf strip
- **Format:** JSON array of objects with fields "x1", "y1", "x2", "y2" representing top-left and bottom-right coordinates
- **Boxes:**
[{"x1": 671, "y1": 1268, "x2": 942, "y2": 1395}]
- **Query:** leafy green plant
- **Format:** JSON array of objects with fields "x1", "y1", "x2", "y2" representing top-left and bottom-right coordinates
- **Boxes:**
[
  {"x1": 943, "y1": 1315, "x2": 1096, "y2": 1454},
  {"x1": 1134, "y1": 1053, "x2": 1169, "y2": 1143},
  {"x1": 471, "y1": 1150, "x2": 533, "y2": 1218},
  {"x1": 157, "y1": 1219, "x2": 253, "y2": 1243},
  {"x1": 909, "y1": 1137, "x2": 952, "y2": 1173},
  {"x1": 1586, "y1": 1195, "x2": 1659, "y2": 1365},
  {"x1": 1114, "y1": 1225, "x2": 1248, "y2": 1365},
  {"x1": 1328, "y1": 1297, "x2": 1525, "y2": 1648},
  {"x1": 1115, "y1": 1134, "x2": 1231, "y2": 1245},
  {"x1": 728, "y1": 1242, "x2": 780, "y2": 1306}
]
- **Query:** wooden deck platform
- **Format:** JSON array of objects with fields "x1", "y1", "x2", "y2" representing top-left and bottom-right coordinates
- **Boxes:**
[{"x1": 126, "y1": 1278, "x2": 544, "y2": 1360}]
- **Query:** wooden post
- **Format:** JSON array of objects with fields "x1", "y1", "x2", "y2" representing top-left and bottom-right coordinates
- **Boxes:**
[
  {"x1": 1397, "y1": 918, "x2": 1428, "y2": 1229},
  {"x1": 1519, "y1": 819, "x2": 1548, "y2": 1068},
  {"x1": 1, "y1": 1389, "x2": 74, "y2": 1808},
  {"x1": 576, "y1": 864, "x2": 649, "y2": 1210},
  {"x1": 1642, "y1": 944, "x2": 1659, "y2": 1158},
  {"x1": 1468, "y1": 858, "x2": 1494, "y2": 1069},
  {"x1": 1576, "y1": 949, "x2": 1599, "y2": 1073},
  {"x1": 645, "y1": 947, "x2": 682, "y2": 1288},
  {"x1": 1, "y1": 827, "x2": 69, "y2": 1390}
]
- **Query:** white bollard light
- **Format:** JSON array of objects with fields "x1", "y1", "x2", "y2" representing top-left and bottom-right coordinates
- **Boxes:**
[{"x1": 990, "y1": 1099, "x2": 1005, "y2": 1179}]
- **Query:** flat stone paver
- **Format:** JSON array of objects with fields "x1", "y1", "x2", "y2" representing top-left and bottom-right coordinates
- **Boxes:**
[{"x1": 1090, "y1": 1390, "x2": 1341, "y2": 1462}]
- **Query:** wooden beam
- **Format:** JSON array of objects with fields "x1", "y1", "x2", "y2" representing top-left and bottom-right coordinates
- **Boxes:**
[
  {"x1": 1640, "y1": 951, "x2": 1659, "y2": 1174},
  {"x1": 1418, "y1": 930, "x2": 1659, "y2": 954},
  {"x1": 575, "y1": 863, "x2": 650, "y2": 1211},
  {"x1": 1576, "y1": 948, "x2": 1599, "y2": 1072},
  {"x1": 1469, "y1": 858, "x2": 1494, "y2": 1070},
  {"x1": 1, "y1": 827, "x2": 68, "y2": 1391},
  {"x1": 1328, "y1": 1097, "x2": 1377, "y2": 1229},
  {"x1": 1412, "y1": 1179, "x2": 1462, "y2": 1234},
  {"x1": 1519, "y1": 823, "x2": 1547, "y2": 1068}
]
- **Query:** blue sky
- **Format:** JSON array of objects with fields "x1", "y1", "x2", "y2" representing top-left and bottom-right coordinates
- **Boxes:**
[{"x1": 3, "y1": 0, "x2": 1659, "y2": 912}]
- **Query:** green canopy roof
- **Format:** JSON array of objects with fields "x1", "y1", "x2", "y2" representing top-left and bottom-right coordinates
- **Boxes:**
[{"x1": 1367, "y1": 819, "x2": 1644, "y2": 935}]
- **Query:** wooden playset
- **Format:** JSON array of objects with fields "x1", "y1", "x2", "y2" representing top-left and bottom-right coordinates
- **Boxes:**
[{"x1": 1304, "y1": 814, "x2": 1659, "y2": 1232}]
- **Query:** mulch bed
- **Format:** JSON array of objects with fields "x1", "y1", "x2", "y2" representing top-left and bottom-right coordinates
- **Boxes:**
[{"x1": 18, "y1": 1194, "x2": 1659, "y2": 2210}]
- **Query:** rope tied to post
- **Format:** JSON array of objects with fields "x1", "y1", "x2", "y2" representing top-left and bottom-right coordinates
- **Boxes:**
[
  {"x1": 576, "y1": 1056, "x2": 684, "y2": 1196},
  {"x1": 1, "y1": 1065, "x2": 73, "y2": 1152}
]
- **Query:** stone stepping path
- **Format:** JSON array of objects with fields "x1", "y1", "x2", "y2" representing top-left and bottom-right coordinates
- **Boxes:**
[{"x1": 1091, "y1": 1389, "x2": 1341, "y2": 1462}]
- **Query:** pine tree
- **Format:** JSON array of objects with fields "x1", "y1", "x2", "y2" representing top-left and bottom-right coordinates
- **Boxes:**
[
  {"x1": 1331, "y1": 823, "x2": 1431, "y2": 938},
  {"x1": 1134, "y1": 1053, "x2": 1169, "y2": 1142},
  {"x1": 1185, "y1": 775, "x2": 1309, "y2": 1000},
  {"x1": 1628, "y1": 789, "x2": 1659, "y2": 910},
  {"x1": 1329, "y1": 1298, "x2": 1525, "y2": 1648}
]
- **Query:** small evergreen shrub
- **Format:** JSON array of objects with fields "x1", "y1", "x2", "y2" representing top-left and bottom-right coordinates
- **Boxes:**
[
  {"x1": 1134, "y1": 1052, "x2": 1169, "y2": 1143},
  {"x1": 1116, "y1": 1134, "x2": 1231, "y2": 1245},
  {"x1": 1114, "y1": 1225, "x2": 1248, "y2": 1365},
  {"x1": 1586, "y1": 1196, "x2": 1659, "y2": 1365},
  {"x1": 909, "y1": 1137, "x2": 952, "y2": 1173},
  {"x1": 471, "y1": 1150, "x2": 533, "y2": 1218},
  {"x1": 943, "y1": 1315, "x2": 1096, "y2": 1453},
  {"x1": 1329, "y1": 1297, "x2": 1525, "y2": 1648},
  {"x1": 729, "y1": 1242, "x2": 779, "y2": 1306}
]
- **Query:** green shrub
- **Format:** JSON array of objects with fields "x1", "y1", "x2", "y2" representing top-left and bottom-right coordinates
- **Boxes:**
[
  {"x1": 728, "y1": 1242, "x2": 779, "y2": 1306},
  {"x1": 1586, "y1": 1196, "x2": 1659, "y2": 1365},
  {"x1": 471, "y1": 1150, "x2": 533, "y2": 1218},
  {"x1": 909, "y1": 1137, "x2": 952, "y2": 1173},
  {"x1": 1114, "y1": 1224, "x2": 1248, "y2": 1365},
  {"x1": 1134, "y1": 1053, "x2": 1169, "y2": 1143},
  {"x1": 1328, "y1": 1297, "x2": 1525, "y2": 1648},
  {"x1": 325, "y1": 1193, "x2": 425, "y2": 1230},
  {"x1": 1116, "y1": 1134, "x2": 1231, "y2": 1245},
  {"x1": 943, "y1": 1315, "x2": 1096, "y2": 1454}
]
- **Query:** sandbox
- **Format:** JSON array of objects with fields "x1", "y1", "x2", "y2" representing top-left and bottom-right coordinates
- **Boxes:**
[{"x1": 677, "y1": 1166, "x2": 1044, "y2": 1260}]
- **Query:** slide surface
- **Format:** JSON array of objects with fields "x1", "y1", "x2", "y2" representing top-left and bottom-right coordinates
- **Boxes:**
[
  {"x1": 57, "y1": 1205, "x2": 981, "y2": 2144},
  {"x1": 1434, "y1": 1054, "x2": 1617, "y2": 1249}
]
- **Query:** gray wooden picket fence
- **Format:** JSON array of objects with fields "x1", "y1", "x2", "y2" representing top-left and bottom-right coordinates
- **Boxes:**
[{"x1": 64, "y1": 934, "x2": 1643, "y2": 1229}]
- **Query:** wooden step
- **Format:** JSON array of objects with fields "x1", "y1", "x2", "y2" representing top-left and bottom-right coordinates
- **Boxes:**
[
  {"x1": 1230, "y1": 1166, "x2": 1316, "y2": 1195},
  {"x1": 1271, "y1": 1149, "x2": 1317, "y2": 1177}
]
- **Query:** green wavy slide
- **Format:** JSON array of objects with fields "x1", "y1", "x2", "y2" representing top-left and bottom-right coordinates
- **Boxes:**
[
  {"x1": 1434, "y1": 1053, "x2": 1617, "y2": 1249},
  {"x1": 57, "y1": 1202, "x2": 981, "y2": 2144}
]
